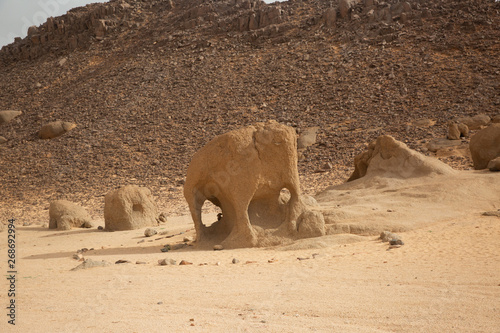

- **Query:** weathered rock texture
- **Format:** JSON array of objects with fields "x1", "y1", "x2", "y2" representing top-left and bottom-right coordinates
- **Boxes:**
[
  {"x1": 39, "y1": 121, "x2": 77, "y2": 139},
  {"x1": 184, "y1": 121, "x2": 323, "y2": 248},
  {"x1": 348, "y1": 135, "x2": 455, "y2": 181},
  {"x1": 49, "y1": 200, "x2": 92, "y2": 230},
  {"x1": 469, "y1": 124, "x2": 500, "y2": 170},
  {"x1": 0, "y1": 110, "x2": 22, "y2": 125},
  {"x1": 104, "y1": 185, "x2": 158, "y2": 231}
]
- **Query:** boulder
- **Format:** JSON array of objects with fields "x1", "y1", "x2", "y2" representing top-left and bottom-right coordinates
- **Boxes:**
[
  {"x1": 104, "y1": 185, "x2": 158, "y2": 231},
  {"x1": 470, "y1": 124, "x2": 500, "y2": 170},
  {"x1": 49, "y1": 200, "x2": 93, "y2": 230},
  {"x1": 457, "y1": 114, "x2": 491, "y2": 130},
  {"x1": 488, "y1": 157, "x2": 500, "y2": 171},
  {"x1": 184, "y1": 121, "x2": 310, "y2": 248},
  {"x1": 39, "y1": 121, "x2": 76, "y2": 139},
  {"x1": 0, "y1": 110, "x2": 22, "y2": 125},
  {"x1": 297, "y1": 210, "x2": 325, "y2": 239},
  {"x1": 348, "y1": 135, "x2": 455, "y2": 181}
]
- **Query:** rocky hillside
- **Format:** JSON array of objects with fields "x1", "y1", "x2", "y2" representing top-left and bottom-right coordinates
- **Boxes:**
[{"x1": 0, "y1": 0, "x2": 499, "y2": 217}]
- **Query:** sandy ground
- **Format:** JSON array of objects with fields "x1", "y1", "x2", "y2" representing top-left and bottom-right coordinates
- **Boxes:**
[{"x1": 1, "y1": 171, "x2": 499, "y2": 332}]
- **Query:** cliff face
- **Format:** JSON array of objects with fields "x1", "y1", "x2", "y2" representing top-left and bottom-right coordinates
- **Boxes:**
[{"x1": 0, "y1": 0, "x2": 498, "y2": 214}]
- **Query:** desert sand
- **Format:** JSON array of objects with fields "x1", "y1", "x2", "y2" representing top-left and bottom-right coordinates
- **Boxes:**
[{"x1": 1, "y1": 170, "x2": 499, "y2": 333}]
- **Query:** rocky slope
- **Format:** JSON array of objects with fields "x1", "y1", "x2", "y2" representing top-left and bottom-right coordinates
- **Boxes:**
[{"x1": 0, "y1": 0, "x2": 498, "y2": 218}]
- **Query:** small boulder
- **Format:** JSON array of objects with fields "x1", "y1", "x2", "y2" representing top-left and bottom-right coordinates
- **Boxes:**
[
  {"x1": 104, "y1": 185, "x2": 158, "y2": 231},
  {"x1": 469, "y1": 124, "x2": 500, "y2": 170},
  {"x1": 487, "y1": 157, "x2": 500, "y2": 171},
  {"x1": 144, "y1": 228, "x2": 158, "y2": 237},
  {"x1": 158, "y1": 258, "x2": 177, "y2": 266},
  {"x1": 297, "y1": 127, "x2": 319, "y2": 149},
  {"x1": 380, "y1": 231, "x2": 401, "y2": 242},
  {"x1": 297, "y1": 210, "x2": 325, "y2": 239},
  {"x1": 0, "y1": 110, "x2": 22, "y2": 125},
  {"x1": 39, "y1": 121, "x2": 76, "y2": 139},
  {"x1": 447, "y1": 122, "x2": 461, "y2": 140},
  {"x1": 49, "y1": 200, "x2": 92, "y2": 230}
]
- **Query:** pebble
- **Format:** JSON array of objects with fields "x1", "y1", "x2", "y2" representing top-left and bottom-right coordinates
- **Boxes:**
[
  {"x1": 115, "y1": 260, "x2": 132, "y2": 264},
  {"x1": 158, "y1": 258, "x2": 177, "y2": 265},
  {"x1": 97, "y1": 226, "x2": 104, "y2": 230},
  {"x1": 136, "y1": 261, "x2": 147, "y2": 265},
  {"x1": 232, "y1": 258, "x2": 239, "y2": 264},
  {"x1": 213, "y1": 244, "x2": 224, "y2": 251},
  {"x1": 179, "y1": 260, "x2": 193, "y2": 265},
  {"x1": 183, "y1": 236, "x2": 193, "y2": 242},
  {"x1": 73, "y1": 253, "x2": 83, "y2": 260}
]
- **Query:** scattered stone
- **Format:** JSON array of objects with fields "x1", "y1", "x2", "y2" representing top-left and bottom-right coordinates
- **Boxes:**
[
  {"x1": 58, "y1": 57, "x2": 67, "y2": 66},
  {"x1": 457, "y1": 114, "x2": 491, "y2": 130},
  {"x1": 73, "y1": 253, "x2": 83, "y2": 260},
  {"x1": 213, "y1": 244, "x2": 224, "y2": 251},
  {"x1": 179, "y1": 260, "x2": 193, "y2": 265},
  {"x1": 171, "y1": 243, "x2": 187, "y2": 250},
  {"x1": 161, "y1": 244, "x2": 171, "y2": 252},
  {"x1": 39, "y1": 121, "x2": 76, "y2": 139},
  {"x1": 389, "y1": 239, "x2": 404, "y2": 245},
  {"x1": 412, "y1": 119, "x2": 435, "y2": 127},
  {"x1": 296, "y1": 211, "x2": 325, "y2": 239},
  {"x1": 469, "y1": 124, "x2": 500, "y2": 170},
  {"x1": 49, "y1": 200, "x2": 93, "y2": 230},
  {"x1": 97, "y1": 226, "x2": 104, "y2": 230},
  {"x1": 136, "y1": 261, "x2": 147, "y2": 265},
  {"x1": 482, "y1": 210, "x2": 500, "y2": 217},
  {"x1": 447, "y1": 122, "x2": 461, "y2": 140},
  {"x1": 0, "y1": 110, "x2": 22, "y2": 125},
  {"x1": 104, "y1": 185, "x2": 158, "y2": 231},
  {"x1": 82, "y1": 221, "x2": 93, "y2": 228},
  {"x1": 158, "y1": 258, "x2": 177, "y2": 265},
  {"x1": 380, "y1": 231, "x2": 401, "y2": 243},
  {"x1": 158, "y1": 212, "x2": 167, "y2": 223},
  {"x1": 487, "y1": 157, "x2": 500, "y2": 171},
  {"x1": 426, "y1": 138, "x2": 464, "y2": 153},
  {"x1": 144, "y1": 228, "x2": 158, "y2": 237},
  {"x1": 115, "y1": 259, "x2": 132, "y2": 264},
  {"x1": 297, "y1": 127, "x2": 319, "y2": 149},
  {"x1": 71, "y1": 259, "x2": 111, "y2": 271},
  {"x1": 183, "y1": 236, "x2": 193, "y2": 242},
  {"x1": 268, "y1": 258, "x2": 277, "y2": 263},
  {"x1": 232, "y1": 258, "x2": 239, "y2": 264}
]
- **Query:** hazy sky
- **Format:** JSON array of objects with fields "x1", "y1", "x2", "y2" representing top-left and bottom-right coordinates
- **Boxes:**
[{"x1": 0, "y1": 0, "x2": 282, "y2": 48}]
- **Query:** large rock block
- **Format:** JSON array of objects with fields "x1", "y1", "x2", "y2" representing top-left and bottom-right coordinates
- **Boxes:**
[
  {"x1": 469, "y1": 124, "x2": 500, "y2": 170},
  {"x1": 104, "y1": 185, "x2": 158, "y2": 231},
  {"x1": 184, "y1": 120, "x2": 320, "y2": 248},
  {"x1": 348, "y1": 135, "x2": 455, "y2": 181},
  {"x1": 457, "y1": 114, "x2": 491, "y2": 130},
  {"x1": 49, "y1": 200, "x2": 93, "y2": 230}
]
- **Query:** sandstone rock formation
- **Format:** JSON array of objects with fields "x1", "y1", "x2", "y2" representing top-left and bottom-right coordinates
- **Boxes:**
[
  {"x1": 469, "y1": 124, "x2": 500, "y2": 170},
  {"x1": 39, "y1": 121, "x2": 77, "y2": 139},
  {"x1": 104, "y1": 185, "x2": 158, "y2": 231},
  {"x1": 184, "y1": 120, "x2": 323, "y2": 248},
  {"x1": 0, "y1": 110, "x2": 22, "y2": 125},
  {"x1": 348, "y1": 135, "x2": 455, "y2": 181},
  {"x1": 49, "y1": 200, "x2": 93, "y2": 230}
]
